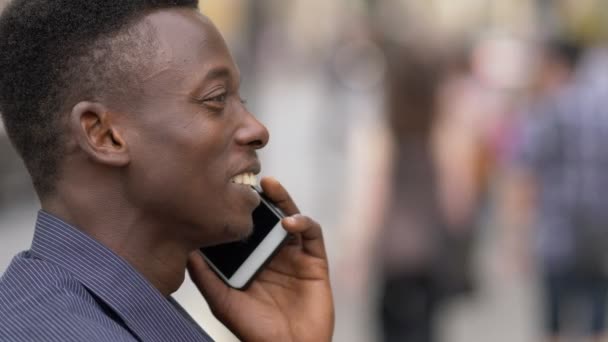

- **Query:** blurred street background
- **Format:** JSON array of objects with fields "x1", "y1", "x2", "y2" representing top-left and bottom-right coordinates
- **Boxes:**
[{"x1": 3, "y1": 0, "x2": 608, "y2": 341}]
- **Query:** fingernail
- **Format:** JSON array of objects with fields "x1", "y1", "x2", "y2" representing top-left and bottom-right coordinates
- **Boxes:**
[{"x1": 284, "y1": 217, "x2": 296, "y2": 225}]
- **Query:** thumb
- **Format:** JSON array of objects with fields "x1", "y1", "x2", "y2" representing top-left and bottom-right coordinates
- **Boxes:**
[{"x1": 187, "y1": 251, "x2": 232, "y2": 314}]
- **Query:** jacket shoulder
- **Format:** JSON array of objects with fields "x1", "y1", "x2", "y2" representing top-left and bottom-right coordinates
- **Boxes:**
[{"x1": 0, "y1": 253, "x2": 136, "y2": 342}]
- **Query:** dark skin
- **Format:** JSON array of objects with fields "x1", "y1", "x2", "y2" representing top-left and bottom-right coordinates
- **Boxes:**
[{"x1": 41, "y1": 8, "x2": 334, "y2": 342}]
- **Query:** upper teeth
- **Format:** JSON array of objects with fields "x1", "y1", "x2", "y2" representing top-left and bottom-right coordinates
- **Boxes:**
[{"x1": 231, "y1": 172, "x2": 257, "y2": 186}]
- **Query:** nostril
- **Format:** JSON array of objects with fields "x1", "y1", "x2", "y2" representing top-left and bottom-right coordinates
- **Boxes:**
[{"x1": 249, "y1": 139, "x2": 264, "y2": 148}]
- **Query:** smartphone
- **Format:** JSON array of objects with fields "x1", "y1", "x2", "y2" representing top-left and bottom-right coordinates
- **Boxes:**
[{"x1": 199, "y1": 188, "x2": 289, "y2": 289}]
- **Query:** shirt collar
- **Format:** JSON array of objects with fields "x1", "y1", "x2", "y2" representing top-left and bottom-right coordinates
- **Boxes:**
[{"x1": 30, "y1": 210, "x2": 212, "y2": 342}]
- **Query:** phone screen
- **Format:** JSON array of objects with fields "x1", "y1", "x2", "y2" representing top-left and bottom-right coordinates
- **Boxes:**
[{"x1": 200, "y1": 201, "x2": 282, "y2": 278}]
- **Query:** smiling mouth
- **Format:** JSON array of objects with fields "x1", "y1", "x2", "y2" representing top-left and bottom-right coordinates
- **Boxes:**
[{"x1": 230, "y1": 172, "x2": 258, "y2": 187}]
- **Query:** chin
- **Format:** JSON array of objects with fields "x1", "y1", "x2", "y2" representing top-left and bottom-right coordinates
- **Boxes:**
[{"x1": 219, "y1": 221, "x2": 254, "y2": 244}]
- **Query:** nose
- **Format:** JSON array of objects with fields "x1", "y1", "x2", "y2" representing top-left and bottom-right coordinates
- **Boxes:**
[{"x1": 235, "y1": 110, "x2": 269, "y2": 150}]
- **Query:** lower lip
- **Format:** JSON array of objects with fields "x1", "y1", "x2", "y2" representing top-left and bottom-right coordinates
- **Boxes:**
[{"x1": 232, "y1": 183, "x2": 261, "y2": 206}]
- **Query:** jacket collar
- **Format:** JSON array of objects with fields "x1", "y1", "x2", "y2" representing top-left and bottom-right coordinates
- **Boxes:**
[{"x1": 30, "y1": 210, "x2": 212, "y2": 342}]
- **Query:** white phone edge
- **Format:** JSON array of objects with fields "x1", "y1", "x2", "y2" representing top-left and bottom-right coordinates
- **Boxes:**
[{"x1": 202, "y1": 224, "x2": 288, "y2": 289}]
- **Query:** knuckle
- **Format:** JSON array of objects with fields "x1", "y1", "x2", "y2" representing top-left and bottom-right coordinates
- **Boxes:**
[
  {"x1": 297, "y1": 215, "x2": 312, "y2": 223},
  {"x1": 304, "y1": 216, "x2": 320, "y2": 227}
]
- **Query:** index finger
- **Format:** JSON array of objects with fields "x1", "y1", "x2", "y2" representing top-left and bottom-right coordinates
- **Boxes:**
[{"x1": 259, "y1": 177, "x2": 300, "y2": 216}]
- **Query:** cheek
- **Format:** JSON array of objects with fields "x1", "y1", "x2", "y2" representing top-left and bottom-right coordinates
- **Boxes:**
[{"x1": 127, "y1": 113, "x2": 234, "y2": 197}]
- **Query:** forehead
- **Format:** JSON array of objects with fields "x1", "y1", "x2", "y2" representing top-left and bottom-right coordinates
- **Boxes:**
[{"x1": 140, "y1": 9, "x2": 236, "y2": 84}]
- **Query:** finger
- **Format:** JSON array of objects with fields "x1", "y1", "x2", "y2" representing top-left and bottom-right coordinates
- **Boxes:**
[
  {"x1": 282, "y1": 214, "x2": 327, "y2": 259},
  {"x1": 285, "y1": 232, "x2": 302, "y2": 246},
  {"x1": 260, "y1": 177, "x2": 300, "y2": 216},
  {"x1": 187, "y1": 251, "x2": 231, "y2": 312}
]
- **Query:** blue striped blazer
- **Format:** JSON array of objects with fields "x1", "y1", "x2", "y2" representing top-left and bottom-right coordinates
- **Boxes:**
[{"x1": 0, "y1": 211, "x2": 214, "y2": 341}]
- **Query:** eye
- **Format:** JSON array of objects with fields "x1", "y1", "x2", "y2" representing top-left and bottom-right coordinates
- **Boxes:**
[
  {"x1": 198, "y1": 91, "x2": 228, "y2": 112},
  {"x1": 206, "y1": 93, "x2": 227, "y2": 104}
]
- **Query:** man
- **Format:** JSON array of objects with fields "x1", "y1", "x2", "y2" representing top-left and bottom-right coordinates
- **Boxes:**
[
  {"x1": 509, "y1": 45, "x2": 608, "y2": 341},
  {"x1": 0, "y1": 1, "x2": 334, "y2": 341}
]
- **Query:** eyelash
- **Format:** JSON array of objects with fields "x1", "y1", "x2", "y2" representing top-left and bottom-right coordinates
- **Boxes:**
[
  {"x1": 206, "y1": 93, "x2": 227, "y2": 104},
  {"x1": 198, "y1": 93, "x2": 247, "y2": 110}
]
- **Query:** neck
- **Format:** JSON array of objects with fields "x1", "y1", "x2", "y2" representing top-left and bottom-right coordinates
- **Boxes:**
[{"x1": 42, "y1": 185, "x2": 192, "y2": 296}]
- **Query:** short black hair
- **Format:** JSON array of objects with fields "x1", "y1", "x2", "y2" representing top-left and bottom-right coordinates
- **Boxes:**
[{"x1": 0, "y1": 0, "x2": 198, "y2": 197}]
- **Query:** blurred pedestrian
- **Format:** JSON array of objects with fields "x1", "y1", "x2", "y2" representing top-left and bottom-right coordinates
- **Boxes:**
[
  {"x1": 510, "y1": 42, "x2": 608, "y2": 342},
  {"x1": 374, "y1": 41, "x2": 479, "y2": 342}
]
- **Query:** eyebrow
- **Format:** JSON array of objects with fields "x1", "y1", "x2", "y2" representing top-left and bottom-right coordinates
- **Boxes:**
[{"x1": 203, "y1": 67, "x2": 232, "y2": 82}]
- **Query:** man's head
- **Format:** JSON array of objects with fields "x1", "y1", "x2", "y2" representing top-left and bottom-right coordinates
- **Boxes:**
[
  {"x1": 0, "y1": 0, "x2": 200, "y2": 196},
  {"x1": 0, "y1": 1, "x2": 269, "y2": 246}
]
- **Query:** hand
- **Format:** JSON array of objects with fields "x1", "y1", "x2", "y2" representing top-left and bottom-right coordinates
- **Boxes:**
[{"x1": 187, "y1": 177, "x2": 334, "y2": 342}]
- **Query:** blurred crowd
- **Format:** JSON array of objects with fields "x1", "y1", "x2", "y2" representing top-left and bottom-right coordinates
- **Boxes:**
[{"x1": 3, "y1": 0, "x2": 608, "y2": 341}]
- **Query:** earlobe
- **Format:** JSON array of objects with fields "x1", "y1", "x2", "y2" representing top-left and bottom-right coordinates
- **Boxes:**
[{"x1": 70, "y1": 101, "x2": 130, "y2": 167}]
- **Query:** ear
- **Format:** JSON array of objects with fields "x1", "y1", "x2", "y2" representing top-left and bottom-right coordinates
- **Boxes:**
[{"x1": 70, "y1": 101, "x2": 130, "y2": 167}]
